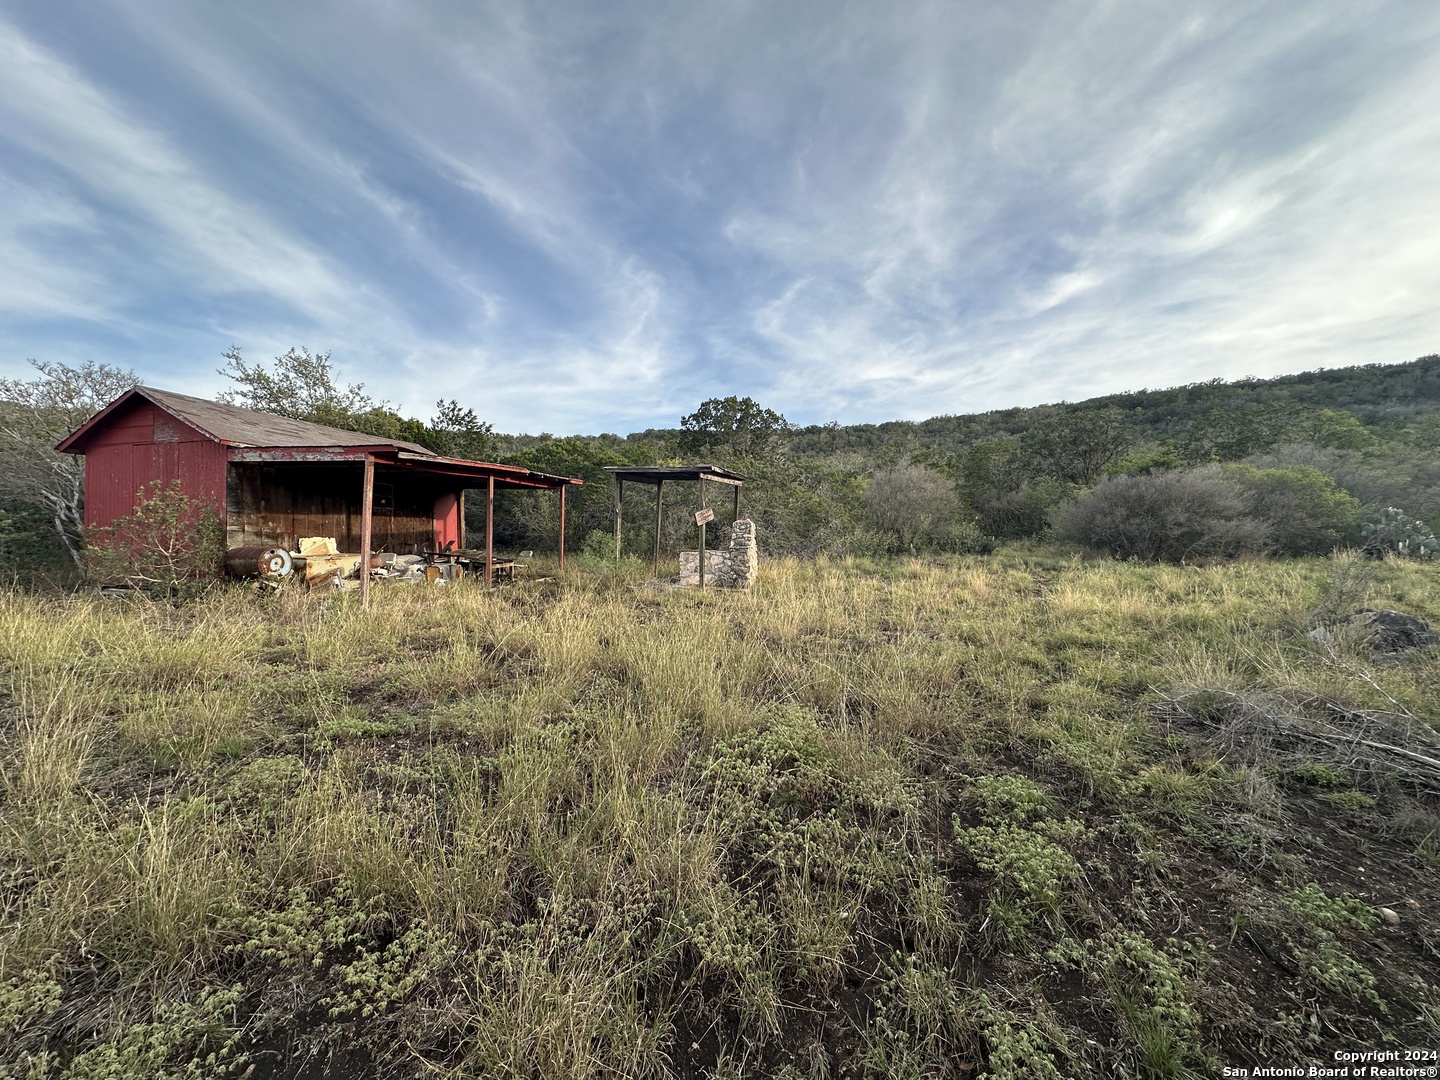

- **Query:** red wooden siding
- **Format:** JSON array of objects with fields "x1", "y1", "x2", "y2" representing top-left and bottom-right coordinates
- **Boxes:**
[{"x1": 82, "y1": 399, "x2": 227, "y2": 530}]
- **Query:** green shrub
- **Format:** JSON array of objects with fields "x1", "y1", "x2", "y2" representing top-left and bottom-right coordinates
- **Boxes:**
[
  {"x1": 1226, "y1": 464, "x2": 1361, "y2": 555},
  {"x1": 1055, "y1": 464, "x2": 1362, "y2": 560},
  {"x1": 1053, "y1": 467, "x2": 1261, "y2": 561},
  {"x1": 975, "y1": 478, "x2": 1068, "y2": 540},
  {"x1": 863, "y1": 465, "x2": 961, "y2": 552},
  {"x1": 84, "y1": 480, "x2": 224, "y2": 594}
]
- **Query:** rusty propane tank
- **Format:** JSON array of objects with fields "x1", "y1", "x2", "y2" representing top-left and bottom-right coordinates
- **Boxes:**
[{"x1": 225, "y1": 546, "x2": 301, "y2": 578}]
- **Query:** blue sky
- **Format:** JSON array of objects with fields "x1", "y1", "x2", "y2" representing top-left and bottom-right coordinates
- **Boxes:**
[{"x1": 2, "y1": 1, "x2": 1438, "y2": 434}]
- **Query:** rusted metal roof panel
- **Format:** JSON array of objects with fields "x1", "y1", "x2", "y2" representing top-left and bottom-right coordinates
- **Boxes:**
[
  {"x1": 393, "y1": 452, "x2": 582, "y2": 489},
  {"x1": 228, "y1": 447, "x2": 397, "y2": 463},
  {"x1": 140, "y1": 387, "x2": 436, "y2": 453}
]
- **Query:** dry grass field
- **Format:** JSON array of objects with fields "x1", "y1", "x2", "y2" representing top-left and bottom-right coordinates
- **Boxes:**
[{"x1": 2, "y1": 550, "x2": 1438, "y2": 1078}]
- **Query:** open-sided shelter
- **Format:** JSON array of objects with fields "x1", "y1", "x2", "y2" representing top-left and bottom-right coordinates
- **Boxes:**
[
  {"x1": 603, "y1": 464, "x2": 745, "y2": 576},
  {"x1": 57, "y1": 386, "x2": 581, "y2": 591}
]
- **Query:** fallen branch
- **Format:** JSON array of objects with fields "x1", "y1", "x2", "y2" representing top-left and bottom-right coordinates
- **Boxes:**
[{"x1": 1159, "y1": 688, "x2": 1440, "y2": 798}]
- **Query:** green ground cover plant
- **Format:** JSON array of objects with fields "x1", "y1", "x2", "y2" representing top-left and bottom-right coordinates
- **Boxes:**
[{"x1": 1, "y1": 549, "x2": 1438, "y2": 1077}]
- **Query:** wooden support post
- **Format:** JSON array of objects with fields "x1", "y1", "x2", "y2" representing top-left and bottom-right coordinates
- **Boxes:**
[
  {"x1": 653, "y1": 479, "x2": 664, "y2": 578},
  {"x1": 699, "y1": 476, "x2": 707, "y2": 590},
  {"x1": 614, "y1": 479, "x2": 623, "y2": 561},
  {"x1": 485, "y1": 476, "x2": 494, "y2": 586},
  {"x1": 359, "y1": 454, "x2": 375, "y2": 606},
  {"x1": 458, "y1": 489, "x2": 466, "y2": 551},
  {"x1": 558, "y1": 484, "x2": 567, "y2": 573},
  {"x1": 733, "y1": 484, "x2": 741, "y2": 524}
]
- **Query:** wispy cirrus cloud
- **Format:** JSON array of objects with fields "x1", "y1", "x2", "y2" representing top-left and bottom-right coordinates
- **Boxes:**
[
  {"x1": 0, "y1": 22, "x2": 351, "y2": 321},
  {"x1": 1, "y1": 0, "x2": 1437, "y2": 431}
]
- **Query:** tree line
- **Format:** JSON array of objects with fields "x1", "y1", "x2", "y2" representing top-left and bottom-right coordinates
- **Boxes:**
[
  {"x1": 2, "y1": 349, "x2": 1438, "y2": 580},
  {"x1": 497, "y1": 354, "x2": 1440, "y2": 564}
]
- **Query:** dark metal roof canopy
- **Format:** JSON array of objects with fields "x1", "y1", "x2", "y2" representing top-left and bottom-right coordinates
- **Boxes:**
[
  {"x1": 393, "y1": 452, "x2": 579, "y2": 490},
  {"x1": 603, "y1": 464, "x2": 746, "y2": 486},
  {"x1": 602, "y1": 465, "x2": 746, "y2": 578}
]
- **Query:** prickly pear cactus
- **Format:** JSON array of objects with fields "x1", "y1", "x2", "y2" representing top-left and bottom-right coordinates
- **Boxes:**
[{"x1": 1361, "y1": 507, "x2": 1439, "y2": 559}]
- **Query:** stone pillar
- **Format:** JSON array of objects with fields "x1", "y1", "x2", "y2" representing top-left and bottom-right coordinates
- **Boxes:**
[
  {"x1": 677, "y1": 517, "x2": 758, "y2": 588},
  {"x1": 729, "y1": 518, "x2": 757, "y2": 588}
]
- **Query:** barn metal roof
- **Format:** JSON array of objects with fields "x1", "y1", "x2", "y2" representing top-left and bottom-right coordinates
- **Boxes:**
[
  {"x1": 57, "y1": 386, "x2": 436, "y2": 455},
  {"x1": 57, "y1": 386, "x2": 583, "y2": 490},
  {"x1": 149, "y1": 387, "x2": 438, "y2": 453}
]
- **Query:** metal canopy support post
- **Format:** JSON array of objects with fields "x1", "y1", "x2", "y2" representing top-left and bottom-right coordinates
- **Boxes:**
[
  {"x1": 614, "y1": 479, "x2": 623, "y2": 561},
  {"x1": 485, "y1": 476, "x2": 495, "y2": 586},
  {"x1": 359, "y1": 453, "x2": 375, "y2": 607},
  {"x1": 699, "y1": 475, "x2": 708, "y2": 590},
  {"x1": 653, "y1": 479, "x2": 664, "y2": 578},
  {"x1": 558, "y1": 485, "x2": 567, "y2": 573}
]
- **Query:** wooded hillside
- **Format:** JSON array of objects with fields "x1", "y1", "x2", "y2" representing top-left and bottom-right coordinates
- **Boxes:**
[{"x1": 490, "y1": 354, "x2": 1440, "y2": 563}]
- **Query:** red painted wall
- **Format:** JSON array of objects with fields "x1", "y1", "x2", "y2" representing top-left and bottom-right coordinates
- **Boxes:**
[
  {"x1": 433, "y1": 492, "x2": 461, "y2": 550},
  {"x1": 82, "y1": 400, "x2": 228, "y2": 530}
]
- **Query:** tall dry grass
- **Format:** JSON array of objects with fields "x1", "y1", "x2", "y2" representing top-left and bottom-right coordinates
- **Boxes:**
[{"x1": 1, "y1": 551, "x2": 1436, "y2": 1075}]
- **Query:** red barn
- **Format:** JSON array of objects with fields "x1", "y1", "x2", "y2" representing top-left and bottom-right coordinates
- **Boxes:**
[{"x1": 57, "y1": 386, "x2": 580, "y2": 581}]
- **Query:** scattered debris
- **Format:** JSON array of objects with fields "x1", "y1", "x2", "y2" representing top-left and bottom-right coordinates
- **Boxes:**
[
  {"x1": 296, "y1": 537, "x2": 365, "y2": 588},
  {"x1": 224, "y1": 538, "x2": 497, "y2": 590}
]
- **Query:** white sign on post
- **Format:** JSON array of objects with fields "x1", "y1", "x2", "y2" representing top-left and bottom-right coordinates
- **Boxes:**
[{"x1": 694, "y1": 508, "x2": 714, "y2": 525}]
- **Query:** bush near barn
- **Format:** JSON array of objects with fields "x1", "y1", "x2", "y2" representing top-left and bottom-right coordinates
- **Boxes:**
[{"x1": 84, "y1": 479, "x2": 225, "y2": 594}]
